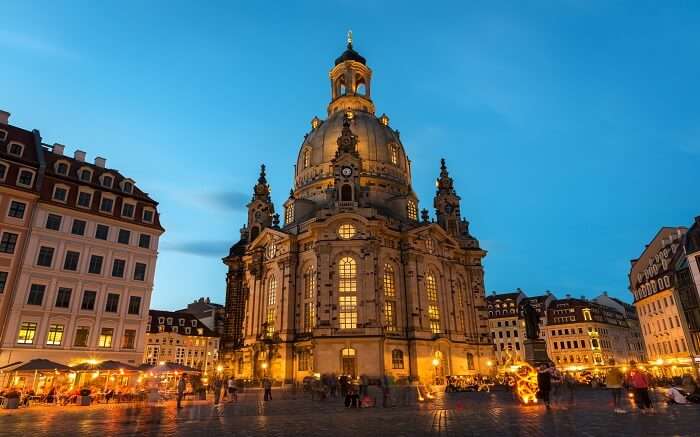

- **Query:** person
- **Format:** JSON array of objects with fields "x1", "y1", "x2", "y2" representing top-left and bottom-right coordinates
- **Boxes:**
[
  {"x1": 176, "y1": 374, "x2": 186, "y2": 409},
  {"x1": 263, "y1": 377, "x2": 272, "y2": 401},
  {"x1": 605, "y1": 359, "x2": 626, "y2": 413},
  {"x1": 213, "y1": 375, "x2": 223, "y2": 405},
  {"x1": 227, "y1": 377, "x2": 237, "y2": 402},
  {"x1": 537, "y1": 363, "x2": 553, "y2": 409},
  {"x1": 627, "y1": 362, "x2": 653, "y2": 413}
]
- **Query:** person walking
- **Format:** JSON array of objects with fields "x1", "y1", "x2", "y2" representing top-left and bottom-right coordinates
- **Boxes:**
[
  {"x1": 176, "y1": 374, "x2": 186, "y2": 409},
  {"x1": 606, "y1": 359, "x2": 626, "y2": 414},
  {"x1": 227, "y1": 377, "x2": 237, "y2": 402},
  {"x1": 537, "y1": 363, "x2": 553, "y2": 409},
  {"x1": 628, "y1": 362, "x2": 653, "y2": 413},
  {"x1": 263, "y1": 377, "x2": 272, "y2": 402},
  {"x1": 213, "y1": 376, "x2": 223, "y2": 405}
]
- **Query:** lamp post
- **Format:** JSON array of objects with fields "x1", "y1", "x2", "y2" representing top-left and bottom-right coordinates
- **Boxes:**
[{"x1": 431, "y1": 358, "x2": 440, "y2": 385}]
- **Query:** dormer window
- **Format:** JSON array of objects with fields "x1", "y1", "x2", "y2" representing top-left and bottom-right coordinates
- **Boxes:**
[
  {"x1": 142, "y1": 208, "x2": 154, "y2": 223},
  {"x1": 303, "y1": 149, "x2": 311, "y2": 169},
  {"x1": 389, "y1": 144, "x2": 398, "y2": 165},
  {"x1": 79, "y1": 168, "x2": 92, "y2": 182},
  {"x1": 122, "y1": 181, "x2": 133, "y2": 194},
  {"x1": 166, "y1": 317, "x2": 173, "y2": 325},
  {"x1": 0, "y1": 130, "x2": 7, "y2": 141},
  {"x1": 191, "y1": 320, "x2": 197, "y2": 327},
  {"x1": 55, "y1": 162, "x2": 69, "y2": 175},
  {"x1": 8, "y1": 142, "x2": 24, "y2": 157},
  {"x1": 179, "y1": 318, "x2": 185, "y2": 326},
  {"x1": 100, "y1": 174, "x2": 114, "y2": 188},
  {"x1": 158, "y1": 317, "x2": 164, "y2": 324}
]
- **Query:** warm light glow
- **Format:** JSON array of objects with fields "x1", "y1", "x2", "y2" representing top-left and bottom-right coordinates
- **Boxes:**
[
  {"x1": 431, "y1": 358, "x2": 440, "y2": 367},
  {"x1": 621, "y1": 366, "x2": 628, "y2": 372},
  {"x1": 159, "y1": 361, "x2": 165, "y2": 366},
  {"x1": 261, "y1": 362, "x2": 268, "y2": 369},
  {"x1": 216, "y1": 365, "x2": 223, "y2": 373},
  {"x1": 486, "y1": 360, "x2": 493, "y2": 367},
  {"x1": 87, "y1": 359, "x2": 99, "y2": 365},
  {"x1": 510, "y1": 362, "x2": 539, "y2": 404},
  {"x1": 655, "y1": 359, "x2": 663, "y2": 365}
]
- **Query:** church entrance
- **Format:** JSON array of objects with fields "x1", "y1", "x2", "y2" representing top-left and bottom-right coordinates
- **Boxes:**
[{"x1": 341, "y1": 348, "x2": 356, "y2": 377}]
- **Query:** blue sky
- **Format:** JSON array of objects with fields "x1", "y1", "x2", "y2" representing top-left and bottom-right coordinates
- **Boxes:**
[{"x1": 3, "y1": 1, "x2": 699, "y2": 309}]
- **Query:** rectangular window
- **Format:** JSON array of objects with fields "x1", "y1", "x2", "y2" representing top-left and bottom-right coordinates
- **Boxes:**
[
  {"x1": 8, "y1": 200, "x2": 26, "y2": 219},
  {"x1": 128, "y1": 295, "x2": 141, "y2": 315},
  {"x1": 304, "y1": 301, "x2": 315, "y2": 333},
  {"x1": 118, "y1": 229, "x2": 130, "y2": 244},
  {"x1": 88, "y1": 255, "x2": 103, "y2": 274},
  {"x1": 77, "y1": 191, "x2": 92, "y2": 208},
  {"x1": 17, "y1": 322, "x2": 37, "y2": 344},
  {"x1": 46, "y1": 214, "x2": 62, "y2": 231},
  {"x1": 0, "y1": 232, "x2": 18, "y2": 253},
  {"x1": 17, "y1": 169, "x2": 34, "y2": 186},
  {"x1": 0, "y1": 163, "x2": 6, "y2": 179},
  {"x1": 46, "y1": 324, "x2": 64, "y2": 345},
  {"x1": 428, "y1": 305, "x2": 441, "y2": 334},
  {"x1": 112, "y1": 259, "x2": 125, "y2": 277},
  {"x1": 105, "y1": 293, "x2": 119, "y2": 312},
  {"x1": 74, "y1": 326, "x2": 90, "y2": 347},
  {"x1": 122, "y1": 329, "x2": 136, "y2": 349},
  {"x1": 298, "y1": 350, "x2": 310, "y2": 371},
  {"x1": 385, "y1": 301, "x2": 396, "y2": 331},
  {"x1": 100, "y1": 197, "x2": 114, "y2": 213},
  {"x1": 143, "y1": 209, "x2": 154, "y2": 223},
  {"x1": 122, "y1": 203, "x2": 134, "y2": 218},
  {"x1": 53, "y1": 186, "x2": 68, "y2": 202},
  {"x1": 27, "y1": 284, "x2": 45, "y2": 305},
  {"x1": 133, "y1": 262, "x2": 147, "y2": 281},
  {"x1": 55, "y1": 287, "x2": 72, "y2": 308},
  {"x1": 339, "y1": 295, "x2": 357, "y2": 329},
  {"x1": 37, "y1": 246, "x2": 55, "y2": 267},
  {"x1": 95, "y1": 224, "x2": 109, "y2": 240},
  {"x1": 0, "y1": 271, "x2": 7, "y2": 293},
  {"x1": 139, "y1": 234, "x2": 151, "y2": 249},
  {"x1": 81, "y1": 290, "x2": 96, "y2": 310},
  {"x1": 98, "y1": 327, "x2": 114, "y2": 348},
  {"x1": 71, "y1": 219, "x2": 86, "y2": 236},
  {"x1": 63, "y1": 251, "x2": 80, "y2": 271}
]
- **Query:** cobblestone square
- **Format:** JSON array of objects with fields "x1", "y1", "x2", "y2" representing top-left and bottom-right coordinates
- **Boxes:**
[{"x1": 1, "y1": 388, "x2": 698, "y2": 437}]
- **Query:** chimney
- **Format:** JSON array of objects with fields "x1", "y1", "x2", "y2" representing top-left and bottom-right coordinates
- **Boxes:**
[
  {"x1": 0, "y1": 110, "x2": 9, "y2": 125},
  {"x1": 74, "y1": 150, "x2": 86, "y2": 162},
  {"x1": 52, "y1": 143, "x2": 65, "y2": 155},
  {"x1": 94, "y1": 156, "x2": 106, "y2": 168},
  {"x1": 603, "y1": 291, "x2": 608, "y2": 296}
]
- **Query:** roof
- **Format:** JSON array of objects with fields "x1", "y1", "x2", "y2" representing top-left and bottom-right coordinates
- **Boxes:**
[
  {"x1": 686, "y1": 216, "x2": 700, "y2": 254},
  {"x1": 335, "y1": 42, "x2": 366, "y2": 65},
  {"x1": 148, "y1": 309, "x2": 218, "y2": 337},
  {"x1": 487, "y1": 292, "x2": 521, "y2": 302}
]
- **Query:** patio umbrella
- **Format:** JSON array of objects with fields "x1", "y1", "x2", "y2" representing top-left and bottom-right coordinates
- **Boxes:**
[
  {"x1": 70, "y1": 360, "x2": 139, "y2": 372},
  {"x1": 2, "y1": 359, "x2": 71, "y2": 391},
  {"x1": 147, "y1": 362, "x2": 201, "y2": 374}
]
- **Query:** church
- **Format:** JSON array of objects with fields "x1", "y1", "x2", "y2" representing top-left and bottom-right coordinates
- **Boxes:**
[{"x1": 222, "y1": 36, "x2": 493, "y2": 384}]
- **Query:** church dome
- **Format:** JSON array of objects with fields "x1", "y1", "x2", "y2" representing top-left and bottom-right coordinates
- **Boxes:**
[{"x1": 295, "y1": 109, "x2": 411, "y2": 192}]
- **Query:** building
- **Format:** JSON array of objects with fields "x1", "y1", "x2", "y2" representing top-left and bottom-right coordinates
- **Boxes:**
[
  {"x1": 545, "y1": 297, "x2": 634, "y2": 368},
  {"x1": 630, "y1": 227, "x2": 700, "y2": 374},
  {"x1": 486, "y1": 290, "x2": 526, "y2": 365},
  {"x1": 144, "y1": 310, "x2": 219, "y2": 371},
  {"x1": 594, "y1": 292, "x2": 645, "y2": 363},
  {"x1": 0, "y1": 111, "x2": 164, "y2": 367},
  {"x1": 177, "y1": 297, "x2": 225, "y2": 336},
  {"x1": 222, "y1": 36, "x2": 492, "y2": 384}
]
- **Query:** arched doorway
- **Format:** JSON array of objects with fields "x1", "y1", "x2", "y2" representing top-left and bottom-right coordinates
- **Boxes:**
[
  {"x1": 341, "y1": 348, "x2": 356, "y2": 377},
  {"x1": 432, "y1": 351, "x2": 445, "y2": 385}
]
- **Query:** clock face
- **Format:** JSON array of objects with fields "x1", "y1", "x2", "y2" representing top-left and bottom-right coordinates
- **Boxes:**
[
  {"x1": 445, "y1": 204, "x2": 453, "y2": 213},
  {"x1": 341, "y1": 167, "x2": 353, "y2": 177}
]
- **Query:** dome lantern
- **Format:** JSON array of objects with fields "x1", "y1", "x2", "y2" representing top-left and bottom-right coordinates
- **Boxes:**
[{"x1": 328, "y1": 32, "x2": 375, "y2": 115}]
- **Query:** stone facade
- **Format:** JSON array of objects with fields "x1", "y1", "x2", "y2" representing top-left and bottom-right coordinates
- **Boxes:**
[{"x1": 222, "y1": 39, "x2": 492, "y2": 384}]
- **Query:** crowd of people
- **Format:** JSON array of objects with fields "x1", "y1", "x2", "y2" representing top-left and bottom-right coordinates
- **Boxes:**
[{"x1": 303, "y1": 373, "x2": 397, "y2": 408}]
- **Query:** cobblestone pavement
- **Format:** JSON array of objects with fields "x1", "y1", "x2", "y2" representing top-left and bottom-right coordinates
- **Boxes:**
[{"x1": 1, "y1": 388, "x2": 699, "y2": 437}]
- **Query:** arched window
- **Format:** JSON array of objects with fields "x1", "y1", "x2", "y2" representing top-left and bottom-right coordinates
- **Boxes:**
[
  {"x1": 303, "y1": 149, "x2": 311, "y2": 169},
  {"x1": 383, "y1": 265, "x2": 396, "y2": 299},
  {"x1": 392, "y1": 349, "x2": 404, "y2": 369},
  {"x1": 389, "y1": 144, "x2": 398, "y2": 165},
  {"x1": 285, "y1": 204, "x2": 294, "y2": 225},
  {"x1": 55, "y1": 162, "x2": 69, "y2": 175},
  {"x1": 407, "y1": 200, "x2": 417, "y2": 221},
  {"x1": 265, "y1": 275, "x2": 277, "y2": 338},
  {"x1": 466, "y1": 352, "x2": 475, "y2": 370},
  {"x1": 426, "y1": 273, "x2": 440, "y2": 334},
  {"x1": 338, "y1": 257, "x2": 357, "y2": 329},
  {"x1": 305, "y1": 267, "x2": 315, "y2": 299},
  {"x1": 304, "y1": 267, "x2": 315, "y2": 333},
  {"x1": 267, "y1": 275, "x2": 277, "y2": 306},
  {"x1": 341, "y1": 184, "x2": 353, "y2": 201},
  {"x1": 384, "y1": 264, "x2": 397, "y2": 332}
]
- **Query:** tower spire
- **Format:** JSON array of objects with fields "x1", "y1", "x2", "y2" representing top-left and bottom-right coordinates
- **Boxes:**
[{"x1": 347, "y1": 30, "x2": 353, "y2": 48}]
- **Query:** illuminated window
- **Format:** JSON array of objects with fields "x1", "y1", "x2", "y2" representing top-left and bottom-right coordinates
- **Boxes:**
[
  {"x1": 266, "y1": 307, "x2": 276, "y2": 337},
  {"x1": 384, "y1": 265, "x2": 396, "y2": 299},
  {"x1": 304, "y1": 302, "x2": 315, "y2": 333},
  {"x1": 285, "y1": 204, "x2": 294, "y2": 224},
  {"x1": 583, "y1": 309, "x2": 592, "y2": 321},
  {"x1": 46, "y1": 323, "x2": 64, "y2": 345},
  {"x1": 340, "y1": 296, "x2": 357, "y2": 329},
  {"x1": 98, "y1": 327, "x2": 114, "y2": 348},
  {"x1": 266, "y1": 242, "x2": 277, "y2": 259},
  {"x1": 17, "y1": 322, "x2": 37, "y2": 344},
  {"x1": 338, "y1": 224, "x2": 356, "y2": 240},
  {"x1": 407, "y1": 200, "x2": 417, "y2": 221},
  {"x1": 466, "y1": 352, "x2": 475, "y2": 370},
  {"x1": 298, "y1": 350, "x2": 311, "y2": 371},
  {"x1": 303, "y1": 149, "x2": 311, "y2": 168},
  {"x1": 390, "y1": 144, "x2": 398, "y2": 165},
  {"x1": 339, "y1": 257, "x2": 357, "y2": 293},
  {"x1": 392, "y1": 349, "x2": 404, "y2": 369},
  {"x1": 305, "y1": 267, "x2": 315, "y2": 299},
  {"x1": 429, "y1": 305, "x2": 441, "y2": 334},
  {"x1": 267, "y1": 275, "x2": 277, "y2": 306},
  {"x1": 426, "y1": 273, "x2": 438, "y2": 302},
  {"x1": 425, "y1": 238, "x2": 435, "y2": 254},
  {"x1": 385, "y1": 301, "x2": 396, "y2": 331}
]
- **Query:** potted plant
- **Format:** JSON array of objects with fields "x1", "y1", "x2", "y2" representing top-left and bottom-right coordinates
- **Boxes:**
[
  {"x1": 79, "y1": 387, "x2": 91, "y2": 406},
  {"x1": 3, "y1": 390, "x2": 20, "y2": 409}
]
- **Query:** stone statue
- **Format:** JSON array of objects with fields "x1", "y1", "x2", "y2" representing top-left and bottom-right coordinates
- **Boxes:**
[{"x1": 523, "y1": 303, "x2": 539, "y2": 340}]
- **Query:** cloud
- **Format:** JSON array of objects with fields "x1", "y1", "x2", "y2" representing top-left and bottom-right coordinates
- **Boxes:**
[
  {"x1": 0, "y1": 30, "x2": 78, "y2": 59},
  {"x1": 202, "y1": 190, "x2": 250, "y2": 211},
  {"x1": 161, "y1": 240, "x2": 231, "y2": 257}
]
